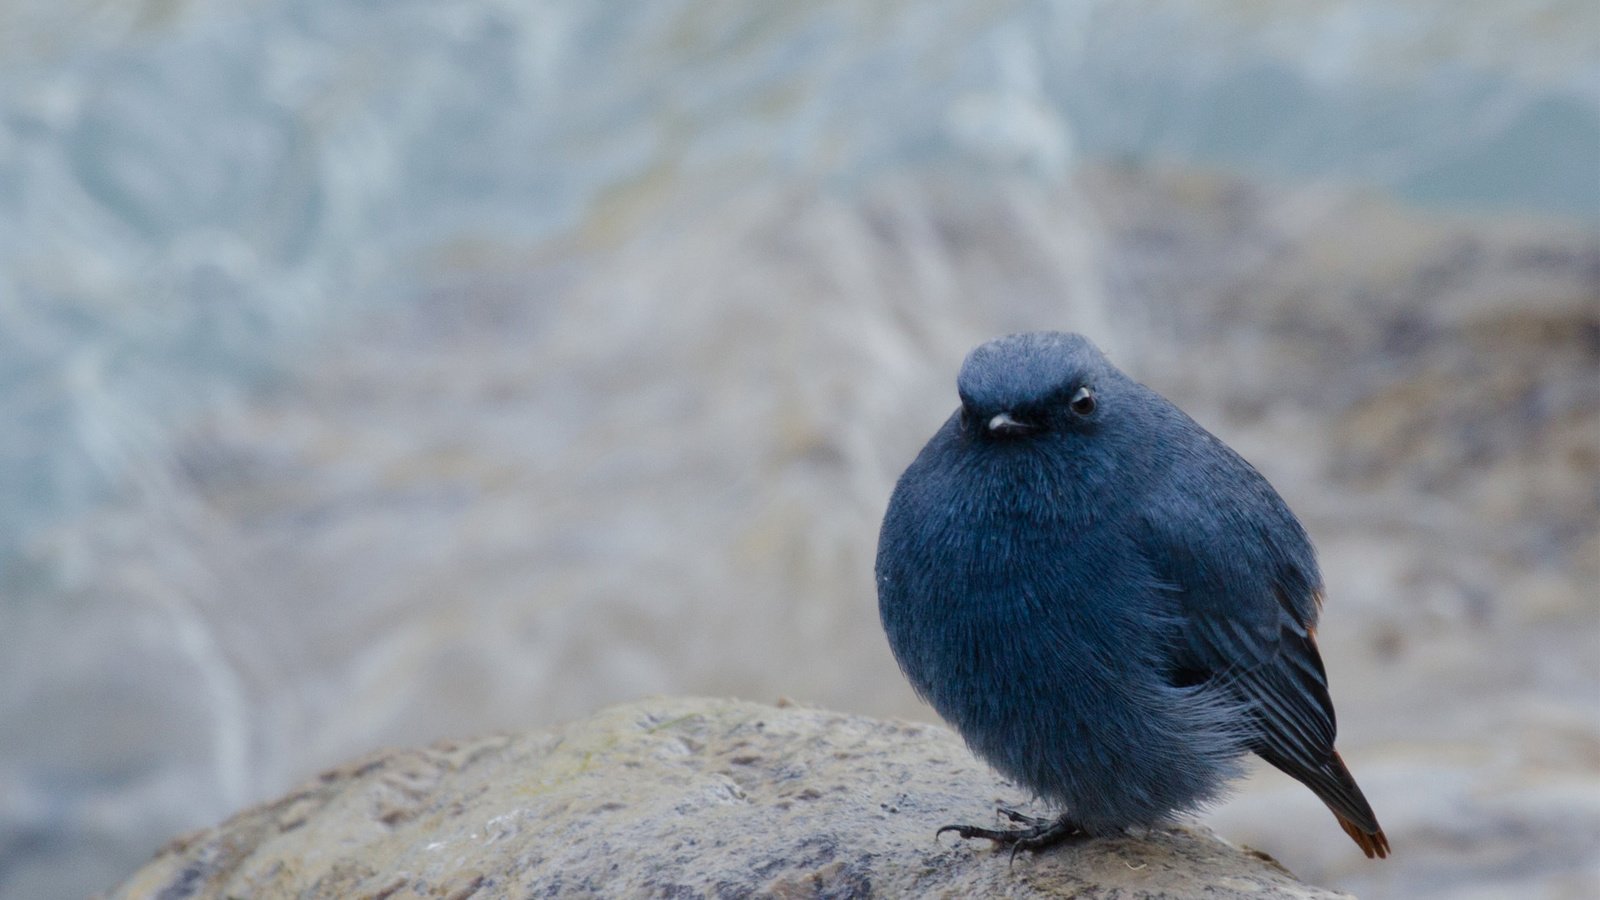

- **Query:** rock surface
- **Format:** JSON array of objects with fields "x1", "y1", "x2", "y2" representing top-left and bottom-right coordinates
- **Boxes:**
[{"x1": 110, "y1": 697, "x2": 1349, "y2": 899}]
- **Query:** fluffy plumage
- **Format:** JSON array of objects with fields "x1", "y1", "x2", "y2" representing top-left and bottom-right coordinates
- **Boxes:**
[{"x1": 876, "y1": 331, "x2": 1387, "y2": 858}]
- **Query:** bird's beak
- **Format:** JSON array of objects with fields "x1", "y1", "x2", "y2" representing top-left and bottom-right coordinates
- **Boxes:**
[{"x1": 987, "y1": 412, "x2": 1034, "y2": 435}]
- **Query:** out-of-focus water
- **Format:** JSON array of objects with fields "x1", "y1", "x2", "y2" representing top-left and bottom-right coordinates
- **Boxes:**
[
  {"x1": 2, "y1": 0, "x2": 1593, "y2": 590},
  {"x1": 1, "y1": 2, "x2": 1596, "y2": 898}
]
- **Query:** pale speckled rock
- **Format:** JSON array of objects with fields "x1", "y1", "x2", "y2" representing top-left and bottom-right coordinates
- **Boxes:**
[{"x1": 109, "y1": 697, "x2": 1350, "y2": 899}]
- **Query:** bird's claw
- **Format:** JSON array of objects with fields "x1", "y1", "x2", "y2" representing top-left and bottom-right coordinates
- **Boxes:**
[{"x1": 936, "y1": 809, "x2": 1091, "y2": 863}]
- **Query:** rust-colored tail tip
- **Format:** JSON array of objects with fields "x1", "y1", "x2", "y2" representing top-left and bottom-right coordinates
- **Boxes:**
[{"x1": 1335, "y1": 813, "x2": 1390, "y2": 859}]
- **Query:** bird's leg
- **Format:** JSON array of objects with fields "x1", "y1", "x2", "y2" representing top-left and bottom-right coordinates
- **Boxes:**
[
  {"x1": 937, "y1": 809, "x2": 1091, "y2": 856},
  {"x1": 996, "y1": 806, "x2": 1053, "y2": 828}
]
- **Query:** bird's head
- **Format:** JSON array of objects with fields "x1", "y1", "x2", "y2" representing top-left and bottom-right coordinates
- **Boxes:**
[{"x1": 955, "y1": 331, "x2": 1115, "y2": 442}]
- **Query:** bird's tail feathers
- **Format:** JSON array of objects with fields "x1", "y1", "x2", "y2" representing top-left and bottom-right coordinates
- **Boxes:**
[
  {"x1": 1334, "y1": 808, "x2": 1390, "y2": 859},
  {"x1": 1319, "y1": 750, "x2": 1389, "y2": 859}
]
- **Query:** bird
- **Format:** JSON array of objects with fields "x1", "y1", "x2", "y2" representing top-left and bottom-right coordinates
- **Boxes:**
[{"x1": 875, "y1": 331, "x2": 1388, "y2": 859}]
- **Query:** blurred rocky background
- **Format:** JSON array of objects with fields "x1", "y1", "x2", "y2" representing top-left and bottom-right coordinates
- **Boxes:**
[{"x1": 0, "y1": 2, "x2": 1595, "y2": 898}]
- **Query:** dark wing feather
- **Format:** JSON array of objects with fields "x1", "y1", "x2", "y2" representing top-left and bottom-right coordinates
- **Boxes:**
[
  {"x1": 1137, "y1": 468, "x2": 1388, "y2": 858},
  {"x1": 1212, "y1": 593, "x2": 1386, "y2": 844},
  {"x1": 1177, "y1": 576, "x2": 1388, "y2": 857}
]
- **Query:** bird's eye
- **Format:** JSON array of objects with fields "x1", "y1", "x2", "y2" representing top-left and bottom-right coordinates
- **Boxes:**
[{"x1": 1069, "y1": 386, "x2": 1096, "y2": 416}]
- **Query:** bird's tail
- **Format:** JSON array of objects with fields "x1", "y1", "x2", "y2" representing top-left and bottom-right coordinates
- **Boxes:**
[
  {"x1": 1260, "y1": 742, "x2": 1389, "y2": 859},
  {"x1": 1334, "y1": 809, "x2": 1390, "y2": 859},
  {"x1": 1317, "y1": 750, "x2": 1389, "y2": 859}
]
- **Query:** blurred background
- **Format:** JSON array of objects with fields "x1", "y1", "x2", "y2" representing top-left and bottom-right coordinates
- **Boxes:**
[{"x1": 0, "y1": 1, "x2": 1595, "y2": 897}]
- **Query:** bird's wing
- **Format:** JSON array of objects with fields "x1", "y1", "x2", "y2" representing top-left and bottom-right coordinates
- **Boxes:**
[{"x1": 1137, "y1": 486, "x2": 1389, "y2": 857}]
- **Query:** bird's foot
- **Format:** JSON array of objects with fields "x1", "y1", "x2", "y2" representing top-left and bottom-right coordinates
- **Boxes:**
[{"x1": 937, "y1": 809, "x2": 1091, "y2": 860}]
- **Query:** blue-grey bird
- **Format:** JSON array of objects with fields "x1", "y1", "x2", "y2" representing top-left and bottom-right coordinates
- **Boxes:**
[{"x1": 876, "y1": 331, "x2": 1388, "y2": 858}]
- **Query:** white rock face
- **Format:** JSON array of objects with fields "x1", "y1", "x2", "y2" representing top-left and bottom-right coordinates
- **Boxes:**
[{"x1": 110, "y1": 697, "x2": 1351, "y2": 899}]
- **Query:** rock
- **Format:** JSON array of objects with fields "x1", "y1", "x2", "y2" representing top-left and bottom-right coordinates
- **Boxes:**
[{"x1": 109, "y1": 697, "x2": 1348, "y2": 899}]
